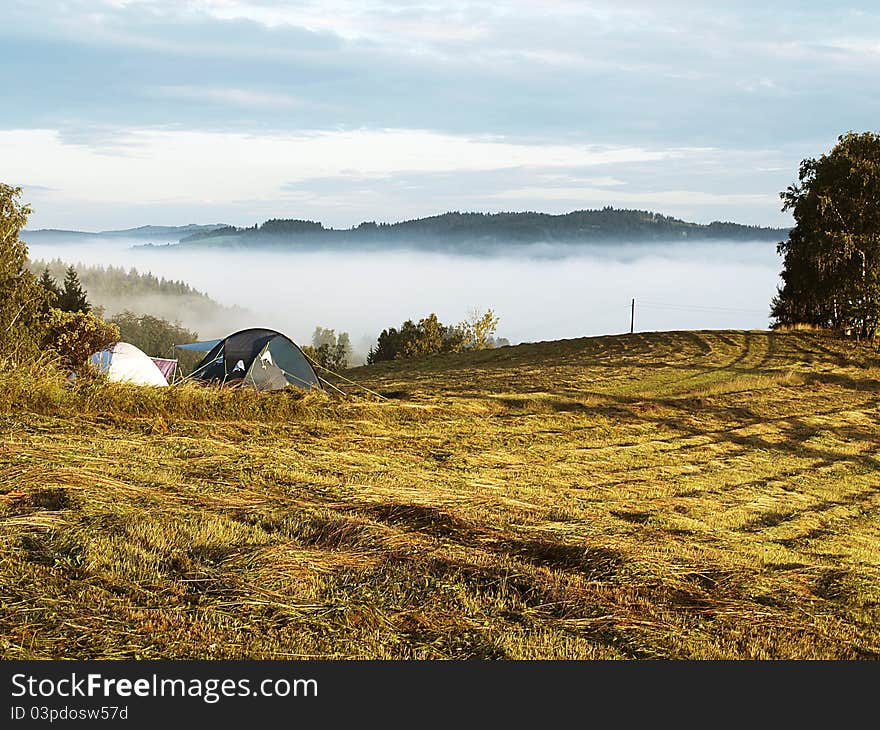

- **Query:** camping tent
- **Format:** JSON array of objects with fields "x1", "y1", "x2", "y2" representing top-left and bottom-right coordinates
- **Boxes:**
[
  {"x1": 150, "y1": 357, "x2": 178, "y2": 381},
  {"x1": 181, "y1": 328, "x2": 322, "y2": 391},
  {"x1": 90, "y1": 342, "x2": 169, "y2": 387}
]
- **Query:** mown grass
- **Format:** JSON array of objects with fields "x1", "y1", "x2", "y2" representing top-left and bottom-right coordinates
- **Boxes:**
[{"x1": 1, "y1": 329, "x2": 879, "y2": 659}]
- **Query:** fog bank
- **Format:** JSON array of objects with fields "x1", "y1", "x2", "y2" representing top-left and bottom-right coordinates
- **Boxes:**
[{"x1": 24, "y1": 238, "x2": 781, "y2": 358}]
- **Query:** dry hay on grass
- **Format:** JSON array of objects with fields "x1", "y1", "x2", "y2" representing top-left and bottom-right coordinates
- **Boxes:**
[{"x1": 1, "y1": 329, "x2": 880, "y2": 659}]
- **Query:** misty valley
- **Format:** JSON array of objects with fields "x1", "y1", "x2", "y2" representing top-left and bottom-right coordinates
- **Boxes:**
[{"x1": 23, "y1": 233, "x2": 781, "y2": 363}]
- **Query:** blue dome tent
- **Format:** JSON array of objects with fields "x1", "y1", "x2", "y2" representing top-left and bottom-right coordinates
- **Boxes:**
[{"x1": 177, "y1": 328, "x2": 322, "y2": 392}]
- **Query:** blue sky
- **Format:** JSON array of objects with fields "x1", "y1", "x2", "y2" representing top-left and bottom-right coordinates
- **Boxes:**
[{"x1": 3, "y1": 0, "x2": 878, "y2": 230}]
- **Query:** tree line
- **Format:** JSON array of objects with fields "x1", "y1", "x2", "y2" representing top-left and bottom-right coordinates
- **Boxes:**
[
  {"x1": 29, "y1": 259, "x2": 218, "y2": 302},
  {"x1": 179, "y1": 208, "x2": 788, "y2": 248},
  {"x1": 0, "y1": 187, "x2": 206, "y2": 373},
  {"x1": 32, "y1": 260, "x2": 202, "y2": 371}
]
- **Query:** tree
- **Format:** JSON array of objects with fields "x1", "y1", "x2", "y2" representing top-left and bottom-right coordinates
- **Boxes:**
[
  {"x1": 400, "y1": 313, "x2": 446, "y2": 358},
  {"x1": 772, "y1": 132, "x2": 880, "y2": 339},
  {"x1": 458, "y1": 308, "x2": 500, "y2": 350},
  {"x1": 302, "y1": 326, "x2": 352, "y2": 372},
  {"x1": 367, "y1": 316, "x2": 445, "y2": 362},
  {"x1": 0, "y1": 184, "x2": 50, "y2": 359},
  {"x1": 109, "y1": 311, "x2": 197, "y2": 357},
  {"x1": 367, "y1": 326, "x2": 403, "y2": 364},
  {"x1": 38, "y1": 267, "x2": 61, "y2": 309},
  {"x1": 57, "y1": 265, "x2": 91, "y2": 313}
]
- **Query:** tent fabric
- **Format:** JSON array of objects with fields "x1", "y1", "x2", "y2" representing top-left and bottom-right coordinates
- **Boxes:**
[
  {"x1": 91, "y1": 342, "x2": 169, "y2": 387},
  {"x1": 174, "y1": 339, "x2": 222, "y2": 352},
  {"x1": 150, "y1": 357, "x2": 178, "y2": 380},
  {"x1": 188, "y1": 328, "x2": 321, "y2": 392}
]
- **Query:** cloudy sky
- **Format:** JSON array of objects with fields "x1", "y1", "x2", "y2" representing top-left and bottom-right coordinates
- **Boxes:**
[{"x1": 3, "y1": 0, "x2": 878, "y2": 230}]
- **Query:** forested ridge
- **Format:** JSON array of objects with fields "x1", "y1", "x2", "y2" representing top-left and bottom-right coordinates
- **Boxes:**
[
  {"x1": 26, "y1": 259, "x2": 241, "y2": 335},
  {"x1": 173, "y1": 208, "x2": 788, "y2": 249},
  {"x1": 28, "y1": 260, "x2": 215, "y2": 302}
]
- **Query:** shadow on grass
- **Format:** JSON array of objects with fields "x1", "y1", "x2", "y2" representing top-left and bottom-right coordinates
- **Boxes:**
[
  {"x1": 498, "y1": 539, "x2": 624, "y2": 579},
  {"x1": 802, "y1": 372, "x2": 880, "y2": 392},
  {"x1": 356, "y1": 501, "x2": 626, "y2": 580},
  {"x1": 359, "y1": 502, "x2": 469, "y2": 539}
]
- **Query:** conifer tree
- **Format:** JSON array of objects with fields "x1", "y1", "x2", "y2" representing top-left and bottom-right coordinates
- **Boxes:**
[
  {"x1": 38, "y1": 267, "x2": 61, "y2": 309},
  {"x1": 57, "y1": 265, "x2": 91, "y2": 313}
]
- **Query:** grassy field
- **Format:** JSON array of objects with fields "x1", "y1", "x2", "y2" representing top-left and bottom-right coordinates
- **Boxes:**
[{"x1": 1, "y1": 329, "x2": 879, "y2": 659}]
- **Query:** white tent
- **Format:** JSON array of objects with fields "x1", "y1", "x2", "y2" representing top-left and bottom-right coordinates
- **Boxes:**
[{"x1": 90, "y1": 342, "x2": 169, "y2": 387}]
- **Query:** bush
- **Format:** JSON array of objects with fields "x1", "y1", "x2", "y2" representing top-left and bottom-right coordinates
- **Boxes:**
[
  {"x1": 42, "y1": 309, "x2": 120, "y2": 371},
  {"x1": 367, "y1": 310, "x2": 502, "y2": 363}
]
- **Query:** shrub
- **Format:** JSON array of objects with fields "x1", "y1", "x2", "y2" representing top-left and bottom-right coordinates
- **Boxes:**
[
  {"x1": 367, "y1": 310, "x2": 502, "y2": 363},
  {"x1": 42, "y1": 309, "x2": 120, "y2": 371}
]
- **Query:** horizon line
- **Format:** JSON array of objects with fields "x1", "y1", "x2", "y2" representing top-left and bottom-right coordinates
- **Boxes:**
[{"x1": 23, "y1": 206, "x2": 793, "y2": 235}]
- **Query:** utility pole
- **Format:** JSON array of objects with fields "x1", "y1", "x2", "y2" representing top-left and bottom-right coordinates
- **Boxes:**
[{"x1": 630, "y1": 298, "x2": 635, "y2": 334}]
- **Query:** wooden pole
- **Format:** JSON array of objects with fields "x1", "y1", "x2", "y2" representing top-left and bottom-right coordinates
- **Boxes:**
[{"x1": 630, "y1": 298, "x2": 635, "y2": 334}]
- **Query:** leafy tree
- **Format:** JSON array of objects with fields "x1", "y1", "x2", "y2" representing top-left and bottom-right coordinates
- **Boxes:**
[
  {"x1": 772, "y1": 132, "x2": 880, "y2": 339},
  {"x1": 109, "y1": 311, "x2": 197, "y2": 357},
  {"x1": 42, "y1": 309, "x2": 119, "y2": 371},
  {"x1": 302, "y1": 326, "x2": 352, "y2": 372},
  {"x1": 0, "y1": 184, "x2": 50, "y2": 359},
  {"x1": 109, "y1": 310, "x2": 201, "y2": 375},
  {"x1": 400, "y1": 313, "x2": 446, "y2": 358},
  {"x1": 57, "y1": 265, "x2": 91, "y2": 313},
  {"x1": 368, "y1": 318, "x2": 437, "y2": 363},
  {"x1": 458, "y1": 308, "x2": 500, "y2": 350}
]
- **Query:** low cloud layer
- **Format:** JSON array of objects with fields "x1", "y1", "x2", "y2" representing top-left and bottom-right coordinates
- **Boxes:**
[{"x1": 24, "y1": 237, "x2": 781, "y2": 358}]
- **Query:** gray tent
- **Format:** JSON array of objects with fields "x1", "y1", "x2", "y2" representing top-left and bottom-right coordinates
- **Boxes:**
[{"x1": 179, "y1": 328, "x2": 322, "y2": 391}]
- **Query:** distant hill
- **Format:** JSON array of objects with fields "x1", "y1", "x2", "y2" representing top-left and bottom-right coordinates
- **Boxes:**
[
  {"x1": 161, "y1": 209, "x2": 789, "y2": 253},
  {"x1": 23, "y1": 209, "x2": 790, "y2": 254},
  {"x1": 22, "y1": 224, "x2": 229, "y2": 244}
]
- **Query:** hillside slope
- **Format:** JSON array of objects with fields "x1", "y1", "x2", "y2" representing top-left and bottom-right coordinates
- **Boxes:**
[
  {"x1": 1, "y1": 330, "x2": 878, "y2": 659},
  {"x1": 28, "y1": 260, "x2": 251, "y2": 338}
]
